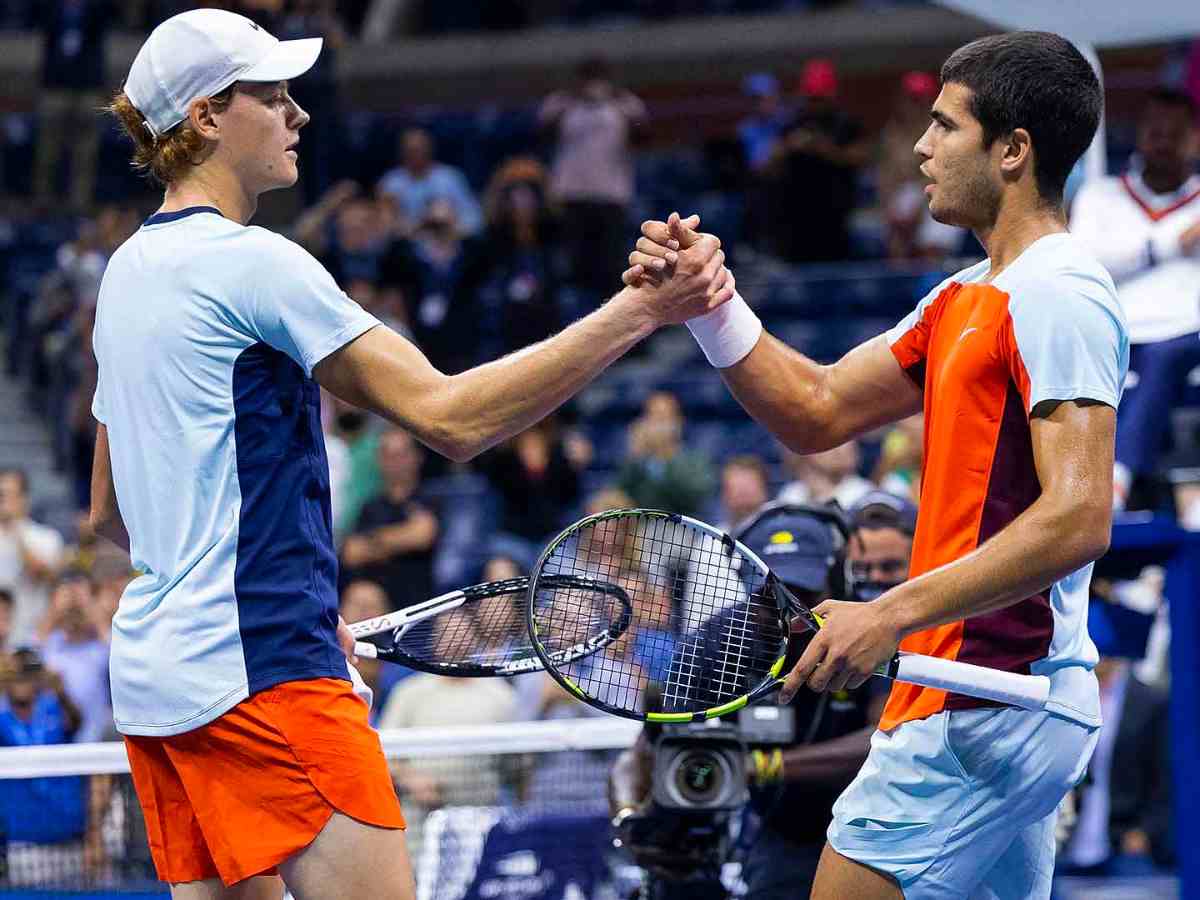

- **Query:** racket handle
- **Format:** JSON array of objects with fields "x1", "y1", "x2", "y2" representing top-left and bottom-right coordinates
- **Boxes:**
[
  {"x1": 886, "y1": 652, "x2": 1050, "y2": 711},
  {"x1": 353, "y1": 641, "x2": 380, "y2": 659}
]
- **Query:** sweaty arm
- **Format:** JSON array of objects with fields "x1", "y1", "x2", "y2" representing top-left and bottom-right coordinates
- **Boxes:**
[
  {"x1": 317, "y1": 246, "x2": 728, "y2": 462},
  {"x1": 720, "y1": 333, "x2": 923, "y2": 453},
  {"x1": 881, "y1": 399, "x2": 1114, "y2": 636},
  {"x1": 626, "y1": 216, "x2": 922, "y2": 451},
  {"x1": 89, "y1": 424, "x2": 129, "y2": 553}
]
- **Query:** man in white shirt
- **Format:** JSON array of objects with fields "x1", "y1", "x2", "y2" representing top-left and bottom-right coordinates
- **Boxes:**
[
  {"x1": 1071, "y1": 88, "x2": 1200, "y2": 512},
  {"x1": 0, "y1": 468, "x2": 64, "y2": 649}
]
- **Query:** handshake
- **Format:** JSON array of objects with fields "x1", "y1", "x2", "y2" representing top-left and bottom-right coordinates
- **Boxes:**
[{"x1": 622, "y1": 212, "x2": 763, "y2": 369}]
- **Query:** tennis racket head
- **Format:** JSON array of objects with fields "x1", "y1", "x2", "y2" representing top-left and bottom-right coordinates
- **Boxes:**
[
  {"x1": 360, "y1": 576, "x2": 631, "y2": 677},
  {"x1": 526, "y1": 508, "x2": 795, "y2": 722}
]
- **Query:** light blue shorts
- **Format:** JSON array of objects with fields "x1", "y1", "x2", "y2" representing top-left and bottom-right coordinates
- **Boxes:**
[{"x1": 827, "y1": 707, "x2": 1099, "y2": 900}]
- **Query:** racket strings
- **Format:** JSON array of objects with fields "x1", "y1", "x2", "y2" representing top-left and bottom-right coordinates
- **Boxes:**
[{"x1": 534, "y1": 513, "x2": 786, "y2": 716}]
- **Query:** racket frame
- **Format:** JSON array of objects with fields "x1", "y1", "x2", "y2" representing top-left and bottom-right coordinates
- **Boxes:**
[
  {"x1": 352, "y1": 575, "x2": 632, "y2": 677},
  {"x1": 528, "y1": 508, "x2": 1050, "y2": 723}
]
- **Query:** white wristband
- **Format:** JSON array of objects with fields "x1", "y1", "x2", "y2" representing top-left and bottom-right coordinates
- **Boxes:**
[{"x1": 685, "y1": 291, "x2": 763, "y2": 368}]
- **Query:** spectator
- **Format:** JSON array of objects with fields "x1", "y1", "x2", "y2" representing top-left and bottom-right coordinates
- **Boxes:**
[
  {"x1": 1070, "y1": 89, "x2": 1200, "y2": 517},
  {"x1": 341, "y1": 428, "x2": 439, "y2": 611},
  {"x1": 463, "y1": 157, "x2": 566, "y2": 358},
  {"x1": 872, "y1": 415, "x2": 923, "y2": 502},
  {"x1": 616, "y1": 392, "x2": 715, "y2": 517},
  {"x1": 718, "y1": 454, "x2": 771, "y2": 530},
  {"x1": 777, "y1": 440, "x2": 873, "y2": 509},
  {"x1": 478, "y1": 415, "x2": 591, "y2": 545},
  {"x1": 376, "y1": 127, "x2": 483, "y2": 236},
  {"x1": 90, "y1": 569, "x2": 130, "y2": 645},
  {"x1": 738, "y1": 72, "x2": 791, "y2": 253},
  {"x1": 1062, "y1": 657, "x2": 1173, "y2": 876},
  {"x1": 36, "y1": 570, "x2": 111, "y2": 742},
  {"x1": 31, "y1": 0, "x2": 114, "y2": 210},
  {"x1": 737, "y1": 73, "x2": 791, "y2": 175},
  {"x1": 340, "y1": 578, "x2": 390, "y2": 627},
  {"x1": 276, "y1": 0, "x2": 348, "y2": 204},
  {"x1": 1188, "y1": 39, "x2": 1200, "y2": 112},
  {"x1": 0, "y1": 588, "x2": 13, "y2": 651},
  {"x1": 378, "y1": 613, "x2": 518, "y2": 836},
  {"x1": 340, "y1": 578, "x2": 403, "y2": 716},
  {"x1": 0, "y1": 468, "x2": 65, "y2": 648},
  {"x1": 63, "y1": 511, "x2": 129, "y2": 579},
  {"x1": 878, "y1": 71, "x2": 964, "y2": 261},
  {"x1": 764, "y1": 59, "x2": 870, "y2": 263},
  {"x1": 384, "y1": 197, "x2": 477, "y2": 373},
  {"x1": 540, "y1": 57, "x2": 646, "y2": 297},
  {"x1": 0, "y1": 647, "x2": 102, "y2": 886},
  {"x1": 293, "y1": 182, "x2": 393, "y2": 286},
  {"x1": 326, "y1": 396, "x2": 382, "y2": 539},
  {"x1": 845, "y1": 490, "x2": 917, "y2": 601}
]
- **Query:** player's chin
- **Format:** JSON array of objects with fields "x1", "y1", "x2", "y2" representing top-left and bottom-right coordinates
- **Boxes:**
[
  {"x1": 927, "y1": 199, "x2": 966, "y2": 228},
  {"x1": 274, "y1": 160, "x2": 300, "y2": 189}
]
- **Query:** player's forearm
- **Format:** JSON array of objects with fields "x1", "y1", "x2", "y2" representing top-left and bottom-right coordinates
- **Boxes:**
[
  {"x1": 880, "y1": 492, "x2": 1110, "y2": 639},
  {"x1": 430, "y1": 290, "x2": 656, "y2": 461},
  {"x1": 718, "y1": 333, "x2": 841, "y2": 454},
  {"x1": 777, "y1": 725, "x2": 874, "y2": 785}
]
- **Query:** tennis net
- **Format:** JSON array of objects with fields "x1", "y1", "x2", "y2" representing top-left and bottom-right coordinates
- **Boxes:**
[{"x1": 0, "y1": 718, "x2": 640, "y2": 898}]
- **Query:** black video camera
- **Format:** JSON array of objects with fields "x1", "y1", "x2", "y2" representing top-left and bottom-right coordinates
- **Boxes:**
[{"x1": 651, "y1": 721, "x2": 748, "y2": 813}]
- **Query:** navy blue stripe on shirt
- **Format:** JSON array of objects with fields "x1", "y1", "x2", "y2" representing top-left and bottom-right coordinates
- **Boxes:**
[
  {"x1": 143, "y1": 206, "x2": 224, "y2": 227},
  {"x1": 231, "y1": 343, "x2": 345, "y2": 694}
]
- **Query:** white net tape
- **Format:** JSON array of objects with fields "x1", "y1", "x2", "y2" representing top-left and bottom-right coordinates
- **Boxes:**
[{"x1": 0, "y1": 719, "x2": 640, "y2": 896}]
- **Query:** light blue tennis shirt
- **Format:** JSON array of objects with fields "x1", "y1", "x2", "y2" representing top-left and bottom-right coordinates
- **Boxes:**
[{"x1": 92, "y1": 207, "x2": 381, "y2": 736}]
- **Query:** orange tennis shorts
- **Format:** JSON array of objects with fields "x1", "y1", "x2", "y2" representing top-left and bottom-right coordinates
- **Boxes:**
[{"x1": 124, "y1": 676, "x2": 405, "y2": 886}]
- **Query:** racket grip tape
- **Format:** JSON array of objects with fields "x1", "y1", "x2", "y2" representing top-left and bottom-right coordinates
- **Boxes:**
[
  {"x1": 353, "y1": 641, "x2": 380, "y2": 659},
  {"x1": 885, "y1": 652, "x2": 1051, "y2": 711}
]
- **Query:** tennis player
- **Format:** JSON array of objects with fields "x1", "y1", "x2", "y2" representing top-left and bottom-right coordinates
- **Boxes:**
[
  {"x1": 88, "y1": 10, "x2": 732, "y2": 900},
  {"x1": 626, "y1": 32, "x2": 1127, "y2": 900}
]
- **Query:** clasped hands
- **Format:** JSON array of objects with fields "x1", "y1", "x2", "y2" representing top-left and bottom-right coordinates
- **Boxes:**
[{"x1": 622, "y1": 212, "x2": 737, "y2": 325}]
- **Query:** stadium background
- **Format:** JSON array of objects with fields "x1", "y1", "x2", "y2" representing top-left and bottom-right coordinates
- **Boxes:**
[{"x1": 0, "y1": 1, "x2": 1197, "y2": 898}]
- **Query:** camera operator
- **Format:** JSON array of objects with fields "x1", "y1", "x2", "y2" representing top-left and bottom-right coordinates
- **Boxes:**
[{"x1": 609, "y1": 496, "x2": 915, "y2": 899}]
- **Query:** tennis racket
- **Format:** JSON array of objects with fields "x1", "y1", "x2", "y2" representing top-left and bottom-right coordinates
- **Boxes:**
[
  {"x1": 349, "y1": 575, "x2": 631, "y2": 677},
  {"x1": 526, "y1": 509, "x2": 1051, "y2": 722}
]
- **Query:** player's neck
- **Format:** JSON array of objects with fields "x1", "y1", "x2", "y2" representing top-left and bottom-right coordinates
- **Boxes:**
[
  {"x1": 160, "y1": 166, "x2": 259, "y2": 226},
  {"x1": 977, "y1": 193, "x2": 1066, "y2": 281}
]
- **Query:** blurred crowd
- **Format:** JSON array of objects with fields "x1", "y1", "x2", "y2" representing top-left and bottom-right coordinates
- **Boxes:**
[{"x1": 0, "y1": 3, "x2": 1195, "y2": 888}]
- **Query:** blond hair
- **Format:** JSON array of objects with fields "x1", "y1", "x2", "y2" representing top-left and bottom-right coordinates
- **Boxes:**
[{"x1": 107, "y1": 86, "x2": 237, "y2": 186}]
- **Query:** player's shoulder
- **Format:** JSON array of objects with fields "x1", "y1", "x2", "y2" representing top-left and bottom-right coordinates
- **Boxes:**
[
  {"x1": 239, "y1": 224, "x2": 316, "y2": 262},
  {"x1": 1002, "y1": 233, "x2": 1118, "y2": 300},
  {"x1": 227, "y1": 225, "x2": 332, "y2": 285},
  {"x1": 916, "y1": 258, "x2": 990, "y2": 308},
  {"x1": 1001, "y1": 233, "x2": 1127, "y2": 331}
]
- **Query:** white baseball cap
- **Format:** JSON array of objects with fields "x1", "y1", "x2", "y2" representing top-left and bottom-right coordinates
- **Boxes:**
[{"x1": 124, "y1": 9, "x2": 322, "y2": 138}]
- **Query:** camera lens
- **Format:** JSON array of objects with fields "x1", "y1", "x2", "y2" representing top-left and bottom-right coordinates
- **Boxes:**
[{"x1": 673, "y1": 751, "x2": 727, "y2": 805}]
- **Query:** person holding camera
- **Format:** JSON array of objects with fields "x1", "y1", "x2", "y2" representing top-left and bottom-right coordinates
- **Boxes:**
[
  {"x1": 609, "y1": 498, "x2": 915, "y2": 899},
  {"x1": 0, "y1": 646, "x2": 105, "y2": 885}
]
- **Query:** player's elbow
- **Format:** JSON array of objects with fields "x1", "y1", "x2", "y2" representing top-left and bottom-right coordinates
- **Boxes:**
[
  {"x1": 1055, "y1": 495, "x2": 1112, "y2": 567},
  {"x1": 88, "y1": 504, "x2": 114, "y2": 536},
  {"x1": 1078, "y1": 511, "x2": 1112, "y2": 564},
  {"x1": 423, "y1": 427, "x2": 479, "y2": 464}
]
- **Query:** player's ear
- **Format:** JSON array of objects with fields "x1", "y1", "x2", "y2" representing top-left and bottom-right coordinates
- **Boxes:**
[
  {"x1": 188, "y1": 96, "x2": 222, "y2": 142},
  {"x1": 999, "y1": 127, "x2": 1033, "y2": 179}
]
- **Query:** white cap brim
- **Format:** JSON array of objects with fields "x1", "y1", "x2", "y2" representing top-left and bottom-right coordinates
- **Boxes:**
[{"x1": 240, "y1": 37, "x2": 323, "y2": 83}]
